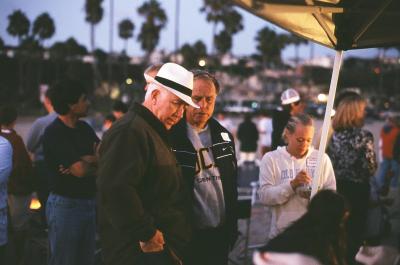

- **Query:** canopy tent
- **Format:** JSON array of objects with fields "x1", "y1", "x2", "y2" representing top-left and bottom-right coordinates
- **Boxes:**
[{"x1": 232, "y1": 0, "x2": 400, "y2": 197}]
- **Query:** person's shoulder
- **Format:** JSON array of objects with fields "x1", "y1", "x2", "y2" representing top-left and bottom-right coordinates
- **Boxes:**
[
  {"x1": 359, "y1": 128, "x2": 374, "y2": 139},
  {"x1": 77, "y1": 119, "x2": 95, "y2": 131},
  {"x1": 0, "y1": 135, "x2": 11, "y2": 148},
  {"x1": 212, "y1": 118, "x2": 228, "y2": 131},
  {"x1": 262, "y1": 149, "x2": 281, "y2": 162}
]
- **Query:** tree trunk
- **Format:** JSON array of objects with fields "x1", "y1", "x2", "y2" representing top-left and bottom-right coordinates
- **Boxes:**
[
  {"x1": 212, "y1": 22, "x2": 217, "y2": 56},
  {"x1": 91, "y1": 24, "x2": 100, "y2": 91}
]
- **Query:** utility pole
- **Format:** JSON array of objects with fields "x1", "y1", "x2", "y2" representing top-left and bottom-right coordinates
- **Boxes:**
[
  {"x1": 174, "y1": 0, "x2": 180, "y2": 62},
  {"x1": 108, "y1": 0, "x2": 114, "y2": 87}
]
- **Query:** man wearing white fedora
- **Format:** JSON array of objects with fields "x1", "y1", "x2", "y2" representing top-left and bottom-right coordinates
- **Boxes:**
[{"x1": 97, "y1": 62, "x2": 199, "y2": 265}]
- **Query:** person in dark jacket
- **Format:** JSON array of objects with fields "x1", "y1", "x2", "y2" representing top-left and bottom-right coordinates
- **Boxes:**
[
  {"x1": 170, "y1": 70, "x2": 238, "y2": 265},
  {"x1": 237, "y1": 113, "x2": 259, "y2": 165},
  {"x1": 97, "y1": 62, "x2": 199, "y2": 265},
  {"x1": 260, "y1": 190, "x2": 349, "y2": 265},
  {"x1": 271, "y1": 88, "x2": 305, "y2": 150},
  {"x1": 0, "y1": 105, "x2": 34, "y2": 265}
]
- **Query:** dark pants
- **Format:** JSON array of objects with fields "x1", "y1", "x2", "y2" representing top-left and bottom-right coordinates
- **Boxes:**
[
  {"x1": 184, "y1": 226, "x2": 230, "y2": 265},
  {"x1": 0, "y1": 244, "x2": 5, "y2": 265},
  {"x1": 337, "y1": 179, "x2": 370, "y2": 265}
]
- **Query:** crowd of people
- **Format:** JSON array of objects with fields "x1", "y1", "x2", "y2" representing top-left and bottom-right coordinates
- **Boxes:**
[{"x1": 0, "y1": 61, "x2": 399, "y2": 265}]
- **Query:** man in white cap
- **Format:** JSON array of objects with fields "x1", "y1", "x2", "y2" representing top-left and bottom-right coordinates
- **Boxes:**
[
  {"x1": 97, "y1": 62, "x2": 199, "y2": 265},
  {"x1": 271, "y1": 88, "x2": 305, "y2": 150}
]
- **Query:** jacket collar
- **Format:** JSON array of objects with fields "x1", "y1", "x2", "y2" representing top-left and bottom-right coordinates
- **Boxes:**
[
  {"x1": 132, "y1": 103, "x2": 170, "y2": 145},
  {"x1": 173, "y1": 116, "x2": 227, "y2": 144}
]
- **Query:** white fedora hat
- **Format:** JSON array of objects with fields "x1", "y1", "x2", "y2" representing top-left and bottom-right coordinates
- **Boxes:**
[
  {"x1": 144, "y1": 73, "x2": 154, "y2": 83},
  {"x1": 151, "y1": 63, "x2": 199, "y2": 108}
]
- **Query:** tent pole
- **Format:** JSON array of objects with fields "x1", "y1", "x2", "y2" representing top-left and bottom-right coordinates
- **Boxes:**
[{"x1": 311, "y1": 50, "x2": 344, "y2": 198}]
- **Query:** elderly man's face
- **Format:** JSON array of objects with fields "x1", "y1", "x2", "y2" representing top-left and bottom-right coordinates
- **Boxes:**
[{"x1": 152, "y1": 88, "x2": 186, "y2": 129}]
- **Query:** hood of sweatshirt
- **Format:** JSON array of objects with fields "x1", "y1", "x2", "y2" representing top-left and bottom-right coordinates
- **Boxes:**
[{"x1": 277, "y1": 145, "x2": 316, "y2": 161}]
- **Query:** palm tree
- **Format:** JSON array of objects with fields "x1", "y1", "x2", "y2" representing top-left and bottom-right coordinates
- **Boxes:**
[
  {"x1": 32, "y1": 13, "x2": 55, "y2": 94},
  {"x1": 218, "y1": 8, "x2": 243, "y2": 57},
  {"x1": 221, "y1": 8, "x2": 243, "y2": 35},
  {"x1": 214, "y1": 30, "x2": 232, "y2": 55},
  {"x1": 32, "y1": 13, "x2": 55, "y2": 46},
  {"x1": 118, "y1": 19, "x2": 135, "y2": 53},
  {"x1": 118, "y1": 19, "x2": 134, "y2": 78},
  {"x1": 7, "y1": 10, "x2": 30, "y2": 95},
  {"x1": 200, "y1": 0, "x2": 228, "y2": 54},
  {"x1": 85, "y1": 0, "x2": 104, "y2": 52},
  {"x1": 255, "y1": 26, "x2": 287, "y2": 68},
  {"x1": 0, "y1": 37, "x2": 4, "y2": 51},
  {"x1": 180, "y1": 40, "x2": 207, "y2": 69},
  {"x1": 7, "y1": 10, "x2": 30, "y2": 45},
  {"x1": 289, "y1": 34, "x2": 308, "y2": 66},
  {"x1": 200, "y1": 0, "x2": 243, "y2": 57},
  {"x1": 137, "y1": 0, "x2": 167, "y2": 58},
  {"x1": 85, "y1": 0, "x2": 104, "y2": 90}
]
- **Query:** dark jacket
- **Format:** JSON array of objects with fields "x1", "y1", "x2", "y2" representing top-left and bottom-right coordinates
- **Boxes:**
[
  {"x1": 237, "y1": 118, "x2": 259, "y2": 152},
  {"x1": 0, "y1": 129, "x2": 34, "y2": 195},
  {"x1": 271, "y1": 108, "x2": 291, "y2": 150},
  {"x1": 169, "y1": 118, "x2": 239, "y2": 248},
  {"x1": 97, "y1": 103, "x2": 191, "y2": 265}
]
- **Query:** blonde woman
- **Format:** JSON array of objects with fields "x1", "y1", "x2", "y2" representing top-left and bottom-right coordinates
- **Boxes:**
[
  {"x1": 258, "y1": 113, "x2": 336, "y2": 240},
  {"x1": 326, "y1": 93, "x2": 377, "y2": 264}
]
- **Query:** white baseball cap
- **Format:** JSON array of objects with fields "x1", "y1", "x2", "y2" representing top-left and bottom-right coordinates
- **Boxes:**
[{"x1": 281, "y1": 88, "x2": 300, "y2": 105}]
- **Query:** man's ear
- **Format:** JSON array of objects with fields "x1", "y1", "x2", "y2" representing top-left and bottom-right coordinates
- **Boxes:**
[{"x1": 151, "y1": 88, "x2": 160, "y2": 104}]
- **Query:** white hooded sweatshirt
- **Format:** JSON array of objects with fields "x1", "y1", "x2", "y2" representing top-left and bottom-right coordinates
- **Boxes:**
[{"x1": 258, "y1": 146, "x2": 336, "y2": 239}]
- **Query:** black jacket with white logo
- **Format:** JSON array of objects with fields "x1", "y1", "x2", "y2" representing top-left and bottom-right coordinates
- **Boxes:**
[{"x1": 169, "y1": 117, "x2": 238, "y2": 247}]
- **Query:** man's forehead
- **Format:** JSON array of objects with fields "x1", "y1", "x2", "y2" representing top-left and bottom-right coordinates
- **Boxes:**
[
  {"x1": 166, "y1": 90, "x2": 186, "y2": 104},
  {"x1": 192, "y1": 87, "x2": 217, "y2": 97}
]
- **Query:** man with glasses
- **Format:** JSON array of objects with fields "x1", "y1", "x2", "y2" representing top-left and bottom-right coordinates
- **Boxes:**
[{"x1": 170, "y1": 70, "x2": 238, "y2": 265}]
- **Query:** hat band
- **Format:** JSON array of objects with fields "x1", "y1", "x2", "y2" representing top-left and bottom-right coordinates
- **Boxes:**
[{"x1": 155, "y1": 76, "x2": 192, "y2": 97}]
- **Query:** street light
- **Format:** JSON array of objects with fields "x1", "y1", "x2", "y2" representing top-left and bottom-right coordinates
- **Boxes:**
[
  {"x1": 317, "y1": 93, "x2": 328, "y2": 102},
  {"x1": 126, "y1": 78, "x2": 133, "y2": 85},
  {"x1": 198, "y1": 59, "x2": 206, "y2": 67}
]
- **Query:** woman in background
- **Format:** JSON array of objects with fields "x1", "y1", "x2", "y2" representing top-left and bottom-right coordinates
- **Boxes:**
[{"x1": 327, "y1": 93, "x2": 377, "y2": 264}]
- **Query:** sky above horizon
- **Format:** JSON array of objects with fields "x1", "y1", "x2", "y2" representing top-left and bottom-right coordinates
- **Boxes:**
[{"x1": 0, "y1": 0, "x2": 395, "y2": 61}]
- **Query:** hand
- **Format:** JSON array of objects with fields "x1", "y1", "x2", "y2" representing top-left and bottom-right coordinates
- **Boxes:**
[
  {"x1": 59, "y1": 165, "x2": 71, "y2": 175},
  {"x1": 139, "y1": 230, "x2": 165, "y2": 253},
  {"x1": 93, "y1": 142, "x2": 100, "y2": 157},
  {"x1": 356, "y1": 245, "x2": 400, "y2": 265},
  {"x1": 81, "y1": 155, "x2": 97, "y2": 163},
  {"x1": 290, "y1": 170, "x2": 311, "y2": 190}
]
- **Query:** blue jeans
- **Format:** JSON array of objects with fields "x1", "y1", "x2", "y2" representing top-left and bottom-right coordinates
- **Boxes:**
[
  {"x1": 46, "y1": 193, "x2": 96, "y2": 265},
  {"x1": 376, "y1": 159, "x2": 399, "y2": 188}
]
